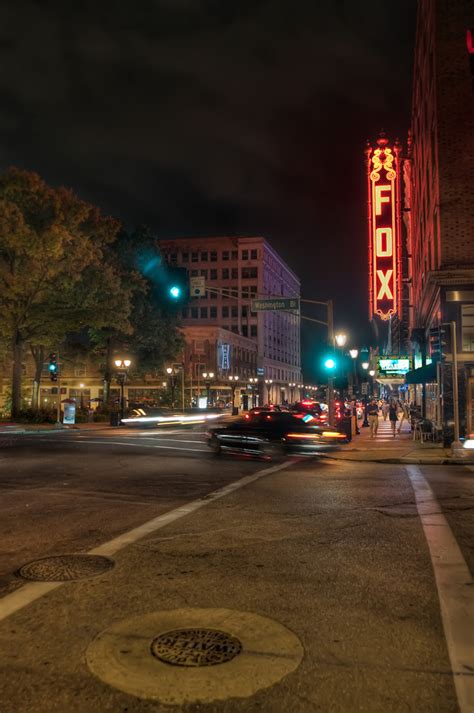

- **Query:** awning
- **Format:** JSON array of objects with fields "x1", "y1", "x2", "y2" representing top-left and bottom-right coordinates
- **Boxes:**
[{"x1": 405, "y1": 362, "x2": 437, "y2": 385}]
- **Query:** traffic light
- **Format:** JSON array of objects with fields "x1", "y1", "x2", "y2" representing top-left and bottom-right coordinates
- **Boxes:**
[
  {"x1": 164, "y1": 266, "x2": 189, "y2": 306},
  {"x1": 323, "y1": 356, "x2": 337, "y2": 370},
  {"x1": 429, "y1": 325, "x2": 448, "y2": 360},
  {"x1": 48, "y1": 353, "x2": 58, "y2": 382}
]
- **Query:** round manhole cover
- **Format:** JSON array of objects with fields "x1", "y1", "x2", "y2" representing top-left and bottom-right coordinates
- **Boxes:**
[
  {"x1": 18, "y1": 554, "x2": 114, "y2": 581},
  {"x1": 151, "y1": 628, "x2": 242, "y2": 667}
]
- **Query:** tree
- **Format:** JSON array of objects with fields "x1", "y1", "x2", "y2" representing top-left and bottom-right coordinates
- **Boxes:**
[{"x1": 0, "y1": 168, "x2": 132, "y2": 417}]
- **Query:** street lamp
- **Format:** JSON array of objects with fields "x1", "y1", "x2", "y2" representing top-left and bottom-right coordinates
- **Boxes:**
[
  {"x1": 248, "y1": 377, "x2": 258, "y2": 408},
  {"x1": 361, "y1": 361, "x2": 369, "y2": 370},
  {"x1": 288, "y1": 382, "x2": 296, "y2": 403},
  {"x1": 79, "y1": 382, "x2": 85, "y2": 411},
  {"x1": 166, "y1": 366, "x2": 177, "y2": 408},
  {"x1": 114, "y1": 358, "x2": 132, "y2": 422},
  {"x1": 335, "y1": 333, "x2": 347, "y2": 348},
  {"x1": 228, "y1": 375, "x2": 239, "y2": 415},
  {"x1": 202, "y1": 371, "x2": 215, "y2": 407},
  {"x1": 349, "y1": 349, "x2": 358, "y2": 359},
  {"x1": 264, "y1": 378, "x2": 273, "y2": 404}
]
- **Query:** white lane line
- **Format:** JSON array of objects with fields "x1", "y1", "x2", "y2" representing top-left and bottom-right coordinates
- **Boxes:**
[
  {"x1": 36, "y1": 438, "x2": 208, "y2": 453},
  {"x1": 0, "y1": 460, "x2": 293, "y2": 623},
  {"x1": 406, "y1": 465, "x2": 474, "y2": 712},
  {"x1": 138, "y1": 437, "x2": 207, "y2": 444}
]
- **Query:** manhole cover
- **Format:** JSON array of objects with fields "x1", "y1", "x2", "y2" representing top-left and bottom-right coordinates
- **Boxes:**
[
  {"x1": 18, "y1": 554, "x2": 114, "y2": 581},
  {"x1": 151, "y1": 628, "x2": 242, "y2": 667}
]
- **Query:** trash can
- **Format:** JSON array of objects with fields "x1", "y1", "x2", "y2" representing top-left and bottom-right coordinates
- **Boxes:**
[
  {"x1": 340, "y1": 416, "x2": 352, "y2": 442},
  {"x1": 110, "y1": 411, "x2": 120, "y2": 427}
]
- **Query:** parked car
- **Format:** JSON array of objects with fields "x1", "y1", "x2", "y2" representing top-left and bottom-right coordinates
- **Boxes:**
[{"x1": 207, "y1": 411, "x2": 347, "y2": 458}]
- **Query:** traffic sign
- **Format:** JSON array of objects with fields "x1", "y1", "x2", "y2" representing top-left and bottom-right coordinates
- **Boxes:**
[
  {"x1": 251, "y1": 298, "x2": 300, "y2": 312},
  {"x1": 190, "y1": 276, "x2": 206, "y2": 297}
]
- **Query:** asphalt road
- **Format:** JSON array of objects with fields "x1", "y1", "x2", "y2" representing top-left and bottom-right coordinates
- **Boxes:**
[{"x1": 0, "y1": 428, "x2": 473, "y2": 712}]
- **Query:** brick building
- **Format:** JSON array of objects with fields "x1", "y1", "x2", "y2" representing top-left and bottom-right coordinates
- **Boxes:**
[
  {"x1": 405, "y1": 0, "x2": 474, "y2": 437},
  {"x1": 157, "y1": 236, "x2": 303, "y2": 405}
]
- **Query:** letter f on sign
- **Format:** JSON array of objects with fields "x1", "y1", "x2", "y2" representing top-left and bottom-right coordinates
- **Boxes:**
[
  {"x1": 375, "y1": 184, "x2": 391, "y2": 215},
  {"x1": 377, "y1": 270, "x2": 393, "y2": 300}
]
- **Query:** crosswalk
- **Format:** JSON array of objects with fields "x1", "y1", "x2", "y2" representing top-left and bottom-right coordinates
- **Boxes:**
[{"x1": 370, "y1": 416, "x2": 412, "y2": 442}]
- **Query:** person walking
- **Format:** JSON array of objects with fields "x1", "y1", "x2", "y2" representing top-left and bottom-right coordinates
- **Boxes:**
[
  {"x1": 398, "y1": 401, "x2": 410, "y2": 434},
  {"x1": 367, "y1": 398, "x2": 379, "y2": 438},
  {"x1": 382, "y1": 400, "x2": 390, "y2": 421},
  {"x1": 389, "y1": 399, "x2": 399, "y2": 437}
]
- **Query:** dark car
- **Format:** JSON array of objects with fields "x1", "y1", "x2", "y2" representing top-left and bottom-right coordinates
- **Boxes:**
[{"x1": 207, "y1": 411, "x2": 347, "y2": 458}]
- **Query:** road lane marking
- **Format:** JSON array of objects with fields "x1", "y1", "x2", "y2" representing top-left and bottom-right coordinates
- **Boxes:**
[
  {"x1": 0, "y1": 460, "x2": 293, "y2": 622},
  {"x1": 406, "y1": 465, "x2": 474, "y2": 713},
  {"x1": 35, "y1": 438, "x2": 208, "y2": 453}
]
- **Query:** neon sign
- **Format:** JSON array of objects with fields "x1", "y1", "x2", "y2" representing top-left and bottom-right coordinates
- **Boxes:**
[{"x1": 366, "y1": 135, "x2": 402, "y2": 321}]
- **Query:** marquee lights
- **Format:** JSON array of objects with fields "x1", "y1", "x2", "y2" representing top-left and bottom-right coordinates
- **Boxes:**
[{"x1": 366, "y1": 134, "x2": 402, "y2": 321}]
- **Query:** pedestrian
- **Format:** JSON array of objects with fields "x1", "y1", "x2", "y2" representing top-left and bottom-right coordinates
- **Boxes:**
[
  {"x1": 382, "y1": 400, "x2": 390, "y2": 421},
  {"x1": 389, "y1": 399, "x2": 399, "y2": 437},
  {"x1": 398, "y1": 401, "x2": 410, "y2": 434},
  {"x1": 367, "y1": 398, "x2": 379, "y2": 438}
]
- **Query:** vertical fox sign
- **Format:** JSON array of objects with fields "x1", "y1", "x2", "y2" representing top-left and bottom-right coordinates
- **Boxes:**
[{"x1": 366, "y1": 134, "x2": 402, "y2": 321}]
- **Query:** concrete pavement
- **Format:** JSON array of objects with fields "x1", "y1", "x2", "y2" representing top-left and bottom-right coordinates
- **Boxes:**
[{"x1": 0, "y1": 432, "x2": 473, "y2": 711}]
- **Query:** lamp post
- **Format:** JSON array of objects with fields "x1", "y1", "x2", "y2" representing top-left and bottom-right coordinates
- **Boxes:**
[
  {"x1": 79, "y1": 382, "x2": 85, "y2": 411},
  {"x1": 114, "y1": 358, "x2": 131, "y2": 422},
  {"x1": 349, "y1": 349, "x2": 359, "y2": 396},
  {"x1": 361, "y1": 361, "x2": 369, "y2": 426},
  {"x1": 248, "y1": 377, "x2": 258, "y2": 408},
  {"x1": 288, "y1": 382, "x2": 296, "y2": 403},
  {"x1": 228, "y1": 375, "x2": 239, "y2": 415},
  {"x1": 166, "y1": 366, "x2": 178, "y2": 408},
  {"x1": 264, "y1": 378, "x2": 273, "y2": 404},
  {"x1": 202, "y1": 371, "x2": 215, "y2": 407}
]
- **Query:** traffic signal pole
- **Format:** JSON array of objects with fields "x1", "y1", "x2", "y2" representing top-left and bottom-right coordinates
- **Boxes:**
[
  {"x1": 56, "y1": 349, "x2": 61, "y2": 424},
  {"x1": 451, "y1": 321, "x2": 461, "y2": 446},
  {"x1": 300, "y1": 298, "x2": 335, "y2": 426}
]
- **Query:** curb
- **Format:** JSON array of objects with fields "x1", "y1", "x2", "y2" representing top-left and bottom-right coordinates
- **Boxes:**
[{"x1": 321, "y1": 455, "x2": 471, "y2": 466}]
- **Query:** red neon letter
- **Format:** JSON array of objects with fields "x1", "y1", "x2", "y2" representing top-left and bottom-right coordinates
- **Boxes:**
[
  {"x1": 376, "y1": 269, "x2": 394, "y2": 300},
  {"x1": 375, "y1": 227, "x2": 393, "y2": 257},
  {"x1": 374, "y1": 184, "x2": 391, "y2": 215}
]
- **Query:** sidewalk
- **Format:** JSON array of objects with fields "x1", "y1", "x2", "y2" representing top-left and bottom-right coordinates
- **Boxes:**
[
  {"x1": 0, "y1": 422, "x2": 112, "y2": 435},
  {"x1": 325, "y1": 418, "x2": 471, "y2": 466}
]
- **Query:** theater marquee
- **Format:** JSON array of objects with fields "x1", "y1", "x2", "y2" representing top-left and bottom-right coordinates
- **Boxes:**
[{"x1": 366, "y1": 135, "x2": 402, "y2": 321}]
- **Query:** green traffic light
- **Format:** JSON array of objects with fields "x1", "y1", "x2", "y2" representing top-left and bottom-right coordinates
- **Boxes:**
[
  {"x1": 324, "y1": 357, "x2": 336, "y2": 370},
  {"x1": 169, "y1": 285, "x2": 181, "y2": 299}
]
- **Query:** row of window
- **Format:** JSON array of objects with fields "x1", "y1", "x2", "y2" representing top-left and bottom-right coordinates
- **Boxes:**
[
  {"x1": 179, "y1": 248, "x2": 258, "y2": 263},
  {"x1": 183, "y1": 306, "x2": 258, "y2": 319},
  {"x1": 188, "y1": 267, "x2": 258, "y2": 280}
]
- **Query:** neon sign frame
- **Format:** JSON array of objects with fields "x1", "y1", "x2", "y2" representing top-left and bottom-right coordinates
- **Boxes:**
[{"x1": 366, "y1": 136, "x2": 402, "y2": 321}]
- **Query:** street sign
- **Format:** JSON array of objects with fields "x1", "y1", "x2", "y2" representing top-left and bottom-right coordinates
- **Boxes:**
[
  {"x1": 257, "y1": 367, "x2": 265, "y2": 376},
  {"x1": 251, "y1": 298, "x2": 300, "y2": 312},
  {"x1": 190, "y1": 276, "x2": 206, "y2": 297}
]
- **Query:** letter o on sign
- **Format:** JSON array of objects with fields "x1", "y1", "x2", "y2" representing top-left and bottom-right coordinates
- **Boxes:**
[{"x1": 375, "y1": 227, "x2": 393, "y2": 257}]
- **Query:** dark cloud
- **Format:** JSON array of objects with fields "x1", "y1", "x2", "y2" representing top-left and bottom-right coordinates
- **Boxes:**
[{"x1": 0, "y1": 0, "x2": 417, "y2": 375}]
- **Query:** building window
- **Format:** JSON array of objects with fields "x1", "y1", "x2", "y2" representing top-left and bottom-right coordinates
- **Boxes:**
[
  {"x1": 242, "y1": 249, "x2": 249, "y2": 260},
  {"x1": 191, "y1": 252, "x2": 199, "y2": 262},
  {"x1": 210, "y1": 251, "x2": 217, "y2": 262},
  {"x1": 222, "y1": 250, "x2": 229, "y2": 261},
  {"x1": 182, "y1": 252, "x2": 189, "y2": 263},
  {"x1": 242, "y1": 306, "x2": 248, "y2": 317},
  {"x1": 191, "y1": 307, "x2": 198, "y2": 319},
  {"x1": 462, "y1": 305, "x2": 474, "y2": 351},
  {"x1": 250, "y1": 285, "x2": 258, "y2": 297},
  {"x1": 242, "y1": 267, "x2": 258, "y2": 279},
  {"x1": 210, "y1": 291, "x2": 217, "y2": 299},
  {"x1": 222, "y1": 268, "x2": 229, "y2": 279},
  {"x1": 210, "y1": 306, "x2": 217, "y2": 318},
  {"x1": 251, "y1": 249, "x2": 258, "y2": 259},
  {"x1": 210, "y1": 269, "x2": 218, "y2": 280},
  {"x1": 222, "y1": 306, "x2": 229, "y2": 318},
  {"x1": 231, "y1": 250, "x2": 238, "y2": 260},
  {"x1": 231, "y1": 268, "x2": 238, "y2": 279},
  {"x1": 200, "y1": 269, "x2": 208, "y2": 279},
  {"x1": 201, "y1": 251, "x2": 208, "y2": 262},
  {"x1": 242, "y1": 325, "x2": 248, "y2": 336},
  {"x1": 231, "y1": 306, "x2": 238, "y2": 318},
  {"x1": 200, "y1": 307, "x2": 208, "y2": 319},
  {"x1": 191, "y1": 269, "x2": 199, "y2": 277}
]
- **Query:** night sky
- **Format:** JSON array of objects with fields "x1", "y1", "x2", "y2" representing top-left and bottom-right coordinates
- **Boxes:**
[{"x1": 0, "y1": 0, "x2": 417, "y2": 379}]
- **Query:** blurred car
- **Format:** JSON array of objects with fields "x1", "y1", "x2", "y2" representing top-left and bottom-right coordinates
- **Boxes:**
[
  {"x1": 207, "y1": 411, "x2": 348, "y2": 458},
  {"x1": 121, "y1": 408, "x2": 221, "y2": 427},
  {"x1": 291, "y1": 401, "x2": 328, "y2": 425}
]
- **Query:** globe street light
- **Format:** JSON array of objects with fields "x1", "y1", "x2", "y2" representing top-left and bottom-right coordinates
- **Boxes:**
[
  {"x1": 114, "y1": 358, "x2": 132, "y2": 422},
  {"x1": 288, "y1": 382, "x2": 296, "y2": 403},
  {"x1": 349, "y1": 349, "x2": 359, "y2": 359},
  {"x1": 264, "y1": 378, "x2": 273, "y2": 404},
  {"x1": 248, "y1": 377, "x2": 258, "y2": 408},
  {"x1": 202, "y1": 371, "x2": 215, "y2": 406},
  {"x1": 228, "y1": 375, "x2": 239, "y2": 415},
  {"x1": 335, "y1": 333, "x2": 347, "y2": 348},
  {"x1": 166, "y1": 366, "x2": 177, "y2": 408},
  {"x1": 361, "y1": 361, "x2": 369, "y2": 370}
]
